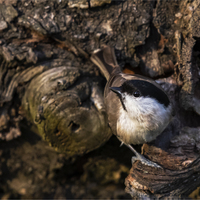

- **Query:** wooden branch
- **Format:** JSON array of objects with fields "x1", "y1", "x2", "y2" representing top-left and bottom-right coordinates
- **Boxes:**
[
  {"x1": 125, "y1": 126, "x2": 200, "y2": 198},
  {"x1": 20, "y1": 61, "x2": 112, "y2": 158}
]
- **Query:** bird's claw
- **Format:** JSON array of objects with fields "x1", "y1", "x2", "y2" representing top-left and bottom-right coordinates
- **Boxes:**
[{"x1": 132, "y1": 155, "x2": 162, "y2": 169}]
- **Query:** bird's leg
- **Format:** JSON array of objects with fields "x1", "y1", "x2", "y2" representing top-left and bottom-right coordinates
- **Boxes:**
[{"x1": 125, "y1": 144, "x2": 162, "y2": 168}]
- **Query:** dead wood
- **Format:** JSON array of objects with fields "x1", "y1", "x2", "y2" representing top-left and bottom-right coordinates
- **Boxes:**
[{"x1": 0, "y1": 0, "x2": 200, "y2": 198}]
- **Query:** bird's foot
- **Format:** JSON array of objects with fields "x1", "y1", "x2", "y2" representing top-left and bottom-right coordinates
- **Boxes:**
[
  {"x1": 124, "y1": 144, "x2": 162, "y2": 168},
  {"x1": 132, "y1": 154, "x2": 162, "y2": 168}
]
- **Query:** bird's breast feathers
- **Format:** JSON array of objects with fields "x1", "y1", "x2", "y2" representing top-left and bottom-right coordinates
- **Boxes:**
[{"x1": 116, "y1": 95, "x2": 173, "y2": 145}]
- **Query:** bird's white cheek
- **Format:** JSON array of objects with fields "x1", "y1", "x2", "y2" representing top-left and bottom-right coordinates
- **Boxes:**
[
  {"x1": 123, "y1": 95, "x2": 171, "y2": 130},
  {"x1": 123, "y1": 96, "x2": 147, "y2": 119}
]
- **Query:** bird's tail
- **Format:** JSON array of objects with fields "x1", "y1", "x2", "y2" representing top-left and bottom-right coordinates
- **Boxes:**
[{"x1": 90, "y1": 46, "x2": 121, "y2": 81}]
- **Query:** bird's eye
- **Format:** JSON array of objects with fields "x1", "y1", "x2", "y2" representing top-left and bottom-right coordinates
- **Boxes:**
[{"x1": 133, "y1": 91, "x2": 140, "y2": 97}]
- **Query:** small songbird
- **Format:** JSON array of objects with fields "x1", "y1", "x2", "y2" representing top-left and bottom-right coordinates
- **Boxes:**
[{"x1": 91, "y1": 46, "x2": 174, "y2": 168}]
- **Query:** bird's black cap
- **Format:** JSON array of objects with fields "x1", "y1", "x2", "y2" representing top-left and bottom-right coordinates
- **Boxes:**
[{"x1": 121, "y1": 80, "x2": 170, "y2": 107}]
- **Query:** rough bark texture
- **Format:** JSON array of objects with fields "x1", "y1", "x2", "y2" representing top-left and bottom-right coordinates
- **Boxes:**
[{"x1": 0, "y1": 0, "x2": 200, "y2": 199}]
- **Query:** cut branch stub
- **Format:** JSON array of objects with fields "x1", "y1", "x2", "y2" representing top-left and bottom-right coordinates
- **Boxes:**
[{"x1": 22, "y1": 64, "x2": 112, "y2": 157}]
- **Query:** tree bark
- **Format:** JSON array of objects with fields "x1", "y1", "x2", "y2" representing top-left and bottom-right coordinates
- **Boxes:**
[{"x1": 0, "y1": 0, "x2": 200, "y2": 198}]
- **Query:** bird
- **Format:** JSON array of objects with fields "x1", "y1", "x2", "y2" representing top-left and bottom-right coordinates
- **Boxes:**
[{"x1": 90, "y1": 45, "x2": 174, "y2": 168}]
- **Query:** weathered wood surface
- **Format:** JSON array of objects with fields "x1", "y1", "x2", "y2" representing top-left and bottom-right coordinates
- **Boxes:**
[
  {"x1": 0, "y1": 0, "x2": 200, "y2": 198},
  {"x1": 126, "y1": 129, "x2": 200, "y2": 198}
]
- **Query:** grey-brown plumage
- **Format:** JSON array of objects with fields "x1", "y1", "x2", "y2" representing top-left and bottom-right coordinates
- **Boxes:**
[{"x1": 91, "y1": 46, "x2": 174, "y2": 168}]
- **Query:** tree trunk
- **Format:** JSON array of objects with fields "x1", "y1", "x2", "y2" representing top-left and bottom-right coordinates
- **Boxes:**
[{"x1": 0, "y1": 0, "x2": 200, "y2": 198}]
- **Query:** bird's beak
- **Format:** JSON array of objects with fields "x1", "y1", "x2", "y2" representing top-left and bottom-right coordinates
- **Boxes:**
[{"x1": 109, "y1": 87, "x2": 122, "y2": 96}]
